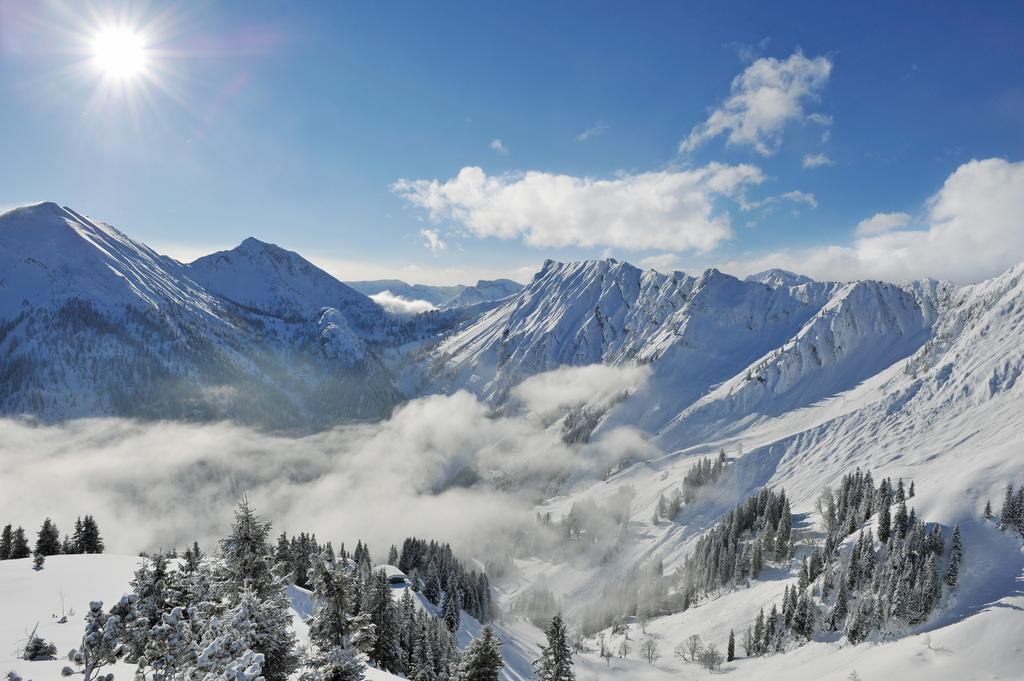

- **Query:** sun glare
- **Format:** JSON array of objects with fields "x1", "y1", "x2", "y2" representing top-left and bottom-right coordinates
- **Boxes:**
[{"x1": 92, "y1": 26, "x2": 147, "y2": 79}]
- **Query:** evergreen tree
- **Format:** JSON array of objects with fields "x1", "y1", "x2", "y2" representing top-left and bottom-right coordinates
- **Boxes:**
[
  {"x1": 35, "y1": 518, "x2": 61, "y2": 557},
  {"x1": 1000, "y1": 485, "x2": 1015, "y2": 530},
  {"x1": 220, "y1": 499, "x2": 275, "y2": 597},
  {"x1": 727, "y1": 629, "x2": 735, "y2": 662},
  {"x1": 137, "y1": 606, "x2": 194, "y2": 681},
  {"x1": 441, "y1": 586, "x2": 461, "y2": 633},
  {"x1": 535, "y1": 615, "x2": 574, "y2": 681},
  {"x1": 829, "y1": 578, "x2": 848, "y2": 630},
  {"x1": 81, "y1": 516, "x2": 105, "y2": 553},
  {"x1": 423, "y1": 563, "x2": 442, "y2": 605},
  {"x1": 309, "y1": 550, "x2": 354, "y2": 651},
  {"x1": 457, "y1": 626, "x2": 503, "y2": 681},
  {"x1": 877, "y1": 495, "x2": 891, "y2": 544},
  {"x1": 894, "y1": 499, "x2": 909, "y2": 539},
  {"x1": 408, "y1": 618, "x2": 436, "y2": 681},
  {"x1": 10, "y1": 526, "x2": 30, "y2": 559},
  {"x1": 69, "y1": 599, "x2": 130, "y2": 681},
  {"x1": 217, "y1": 502, "x2": 300, "y2": 681},
  {"x1": 0, "y1": 524, "x2": 12, "y2": 560},
  {"x1": 945, "y1": 524, "x2": 962, "y2": 587},
  {"x1": 983, "y1": 500, "x2": 993, "y2": 520},
  {"x1": 71, "y1": 518, "x2": 86, "y2": 554},
  {"x1": 301, "y1": 645, "x2": 364, "y2": 681},
  {"x1": 387, "y1": 545, "x2": 399, "y2": 566},
  {"x1": 365, "y1": 570, "x2": 403, "y2": 673}
]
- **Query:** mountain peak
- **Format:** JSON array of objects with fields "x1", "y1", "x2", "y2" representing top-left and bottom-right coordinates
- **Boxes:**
[
  {"x1": 0, "y1": 201, "x2": 72, "y2": 225},
  {"x1": 746, "y1": 268, "x2": 815, "y2": 287}
]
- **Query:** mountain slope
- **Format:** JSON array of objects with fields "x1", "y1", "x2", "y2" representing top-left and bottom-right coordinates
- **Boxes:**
[
  {"x1": 188, "y1": 238, "x2": 384, "y2": 328},
  {"x1": 0, "y1": 203, "x2": 403, "y2": 428},
  {"x1": 346, "y1": 279, "x2": 466, "y2": 306},
  {"x1": 415, "y1": 259, "x2": 839, "y2": 419}
]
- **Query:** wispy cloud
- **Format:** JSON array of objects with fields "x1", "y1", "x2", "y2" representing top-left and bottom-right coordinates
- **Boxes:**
[
  {"x1": 576, "y1": 121, "x2": 609, "y2": 142},
  {"x1": 802, "y1": 153, "x2": 834, "y2": 168},
  {"x1": 780, "y1": 190, "x2": 817, "y2": 209},
  {"x1": 490, "y1": 138, "x2": 508, "y2": 155},
  {"x1": 680, "y1": 50, "x2": 833, "y2": 156},
  {"x1": 393, "y1": 163, "x2": 764, "y2": 252},
  {"x1": 419, "y1": 227, "x2": 447, "y2": 254}
]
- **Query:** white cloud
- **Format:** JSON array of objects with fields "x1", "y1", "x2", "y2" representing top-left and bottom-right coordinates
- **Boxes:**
[
  {"x1": 0, "y1": 367, "x2": 655, "y2": 555},
  {"x1": 740, "y1": 189, "x2": 817, "y2": 212},
  {"x1": 802, "y1": 153, "x2": 834, "y2": 168},
  {"x1": 490, "y1": 138, "x2": 508, "y2": 154},
  {"x1": 639, "y1": 253, "x2": 683, "y2": 272},
  {"x1": 780, "y1": 190, "x2": 817, "y2": 209},
  {"x1": 720, "y1": 158, "x2": 1024, "y2": 283},
  {"x1": 392, "y1": 163, "x2": 765, "y2": 252},
  {"x1": 854, "y1": 211, "x2": 911, "y2": 237},
  {"x1": 369, "y1": 291, "x2": 437, "y2": 315},
  {"x1": 511, "y1": 364, "x2": 651, "y2": 415},
  {"x1": 680, "y1": 50, "x2": 833, "y2": 156},
  {"x1": 576, "y1": 121, "x2": 609, "y2": 142},
  {"x1": 419, "y1": 227, "x2": 447, "y2": 254}
]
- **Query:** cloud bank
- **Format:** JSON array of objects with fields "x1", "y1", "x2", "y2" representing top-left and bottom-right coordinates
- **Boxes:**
[
  {"x1": 392, "y1": 163, "x2": 764, "y2": 252},
  {"x1": 680, "y1": 50, "x2": 832, "y2": 156},
  {"x1": 722, "y1": 158, "x2": 1024, "y2": 283},
  {"x1": 0, "y1": 366, "x2": 656, "y2": 558},
  {"x1": 369, "y1": 290, "x2": 437, "y2": 315}
]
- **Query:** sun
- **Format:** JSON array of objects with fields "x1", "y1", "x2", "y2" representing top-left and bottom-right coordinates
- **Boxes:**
[{"x1": 92, "y1": 26, "x2": 147, "y2": 79}]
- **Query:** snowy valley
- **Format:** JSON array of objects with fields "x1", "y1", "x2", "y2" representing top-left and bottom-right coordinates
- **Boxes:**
[{"x1": 2, "y1": 203, "x2": 1023, "y2": 681}]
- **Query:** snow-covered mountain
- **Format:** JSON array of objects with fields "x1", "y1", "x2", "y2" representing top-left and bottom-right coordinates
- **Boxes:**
[
  {"x1": 4, "y1": 202, "x2": 1024, "y2": 681},
  {"x1": 413, "y1": 258, "x2": 841, "y2": 413},
  {"x1": 187, "y1": 237, "x2": 383, "y2": 327},
  {"x1": 347, "y1": 277, "x2": 523, "y2": 308},
  {"x1": 346, "y1": 279, "x2": 465, "y2": 306},
  {"x1": 445, "y1": 278, "x2": 523, "y2": 307},
  {"x1": 0, "y1": 203, "x2": 403, "y2": 428}
]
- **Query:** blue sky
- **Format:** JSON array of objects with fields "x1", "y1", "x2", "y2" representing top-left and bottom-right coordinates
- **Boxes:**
[{"x1": 1, "y1": 1, "x2": 1023, "y2": 284}]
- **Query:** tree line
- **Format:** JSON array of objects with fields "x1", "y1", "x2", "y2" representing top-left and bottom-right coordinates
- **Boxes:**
[
  {"x1": 35, "y1": 501, "x2": 511, "y2": 681},
  {"x1": 0, "y1": 516, "x2": 104, "y2": 563}
]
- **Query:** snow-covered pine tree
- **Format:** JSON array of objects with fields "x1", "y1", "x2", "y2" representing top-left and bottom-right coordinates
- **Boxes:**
[
  {"x1": 1000, "y1": 485, "x2": 1015, "y2": 530},
  {"x1": 727, "y1": 629, "x2": 735, "y2": 661},
  {"x1": 945, "y1": 524, "x2": 962, "y2": 587},
  {"x1": 217, "y1": 501, "x2": 300, "y2": 681},
  {"x1": 194, "y1": 588, "x2": 262, "y2": 681},
  {"x1": 535, "y1": 615, "x2": 574, "y2": 681},
  {"x1": 136, "y1": 606, "x2": 194, "y2": 681},
  {"x1": 309, "y1": 550, "x2": 354, "y2": 651},
  {"x1": 219, "y1": 499, "x2": 276, "y2": 597},
  {"x1": 348, "y1": 612, "x2": 376, "y2": 662},
  {"x1": 408, "y1": 617, "x2": 436, "y2": 681},
  {"x1": 365, "y1": 569, "x2": 403, "y2": 673},
  {"x1": 423, "y1": 563, "x2": 442, "y2": 605},
  {"x1": 457, "y1": 626, "x2": 503, "y2": 681},
  {"x1": 69, "y1": 599, "x2": 130, "y2": 681},
  {"x1": 0, "y1": 524, "x2": 12, "y2": 559},
  {"x1": 441, "y1": 586, "x2": 461, "y2": 633},
  {"x1": 80, "y1": 516, "x2": 104, "y2": 553},
  {"x1": 35, "y1": 518, "x2": 61, "y2": 556},
  {"x1": 300, "y1": 645, "x2": 364, "y2": 681}
]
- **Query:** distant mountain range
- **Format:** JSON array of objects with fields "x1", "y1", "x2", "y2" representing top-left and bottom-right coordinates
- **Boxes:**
[
  {"x1": 346, "y1": 278, "x2": 523, "y2": 308},
  {"x1": 3, "y1": 202, "x2": 1023, "y2": 457}
]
